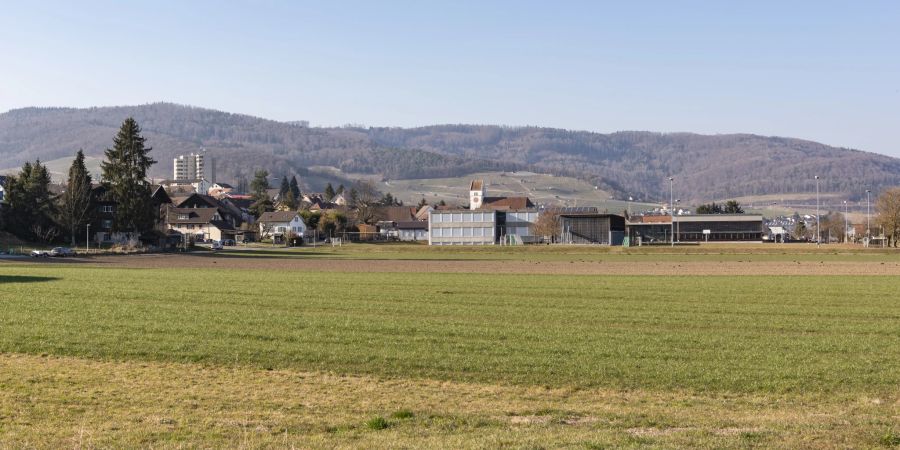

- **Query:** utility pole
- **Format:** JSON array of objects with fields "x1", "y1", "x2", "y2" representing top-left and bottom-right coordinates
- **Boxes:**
[
  {"x1": 668, "y1": 177, "x2": 674, "y2": 247},
  {"x1": 86, "y1": 224, "x2": 91, "y2": 252},
  {"x1": 843, "y1": 200, "x2": 848, "y2": 244},
  {"x1": 815, "y1": 176, "x2": 820, "y2": 247},
  {"x1": 866, "y1": 189, "x2": 871, "y2": 245}
]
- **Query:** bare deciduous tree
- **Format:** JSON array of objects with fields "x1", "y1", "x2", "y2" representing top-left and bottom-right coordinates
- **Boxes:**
[
  {"x1": 531, "y1": 211, "x2": 561, "y2": 243},
  {"x1": 876, "y1": 188, "x2": 900, "y2": 247},
  {"x1": 352, "y1": 180, "x2": 384, "y2": 225}
]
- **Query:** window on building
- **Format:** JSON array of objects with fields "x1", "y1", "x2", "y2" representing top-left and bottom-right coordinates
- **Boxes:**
[
  {"x1": 463, "y1": 213, "x2": 473, "y2": 222},
  {"x1": 101, "y1": 219, "x2": 112, "y2": 229},
  {"x1": 177, "y1": 214, "x2": 188, "y2": 220},
  {"x1": 462, "y1": 227, "x2": 473, "y2": 237},
  {"x1": 453, "y1": 213, "x2": 463, "y2": 222},
  {"x1": 432, "y1": 228, "x2": 441, "y2": 237},
  {"x1": 452, "y1": 227, "x2": 462, "y2": 237}
]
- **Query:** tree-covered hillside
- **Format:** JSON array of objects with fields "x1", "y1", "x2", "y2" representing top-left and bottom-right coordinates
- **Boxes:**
[{"x1": 1, "y1": 103, "x2": 898, "y2": 201}]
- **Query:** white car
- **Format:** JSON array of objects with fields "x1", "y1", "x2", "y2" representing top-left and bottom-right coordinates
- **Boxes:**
[
  {"x1": 50, "y1": 247, "x2": 75, "y2": 257},
  {"x1": 211, "y1": 241, "x2": 223, "y2": 251},
  {"x1": 30, "y1": 250, "x2": 49, "y2": 258}
]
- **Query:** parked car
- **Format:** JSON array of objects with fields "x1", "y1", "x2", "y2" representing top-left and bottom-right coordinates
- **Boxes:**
[
  {"x1": 241, "y1": 237, "x2": 253, "y2": 244},
  {"x1": 30, "y1": 249, "x2": 49, "y2": 258},
  {"x1": 222, "y1": 239, "x2": 235, "y2": 246},
  {"x1": 50, "y1": 247, "x2": 75, "y2": 257},
  {"x1": 211, "y1": 240, "x2": 223, "y2": 251}
]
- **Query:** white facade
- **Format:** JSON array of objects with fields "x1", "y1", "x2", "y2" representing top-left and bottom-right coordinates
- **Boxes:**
[
  {"x1": 259, "y1": 214, "x2": 307, "y2": 238},
  {"x1": 429, "y1": 210, "x2": 496, "y2": 245},
  {"x1": 469, "y1": 180, "x2": 485, "y2": 210},
  {"x1": 504, "y1": 210, "x2": 539, "y2": 238}
]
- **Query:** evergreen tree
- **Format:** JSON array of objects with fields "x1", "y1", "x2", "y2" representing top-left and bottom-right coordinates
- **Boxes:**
[
  {"x1": 289, "y1": 175, "x2": 301, "y2": 200},
  {"x1": 2, "y1": 159, "x2": 57, "y2": 241},
  {"x1": 324, "y1": 183, "x2": 335, "y2": 201},
  {"x1": 250, "y1": 169, "x2": 272, "y2": 218},
  {"x1": 336, "y1": 184, "x2": 345, "y2": 195},
  {"x1": 282, "y1": 190, "x2": 297, "y2": 210},
  {"x1": 279, "y1": 176, "x2": 290, "y2": 197},
  {"x1": 101, "y1": 118, "x2": 156, "y2": 234},
  {"x1": 348, "y1": 187, "x2": 359, "y2": 207},
  {"x1": 724, "y1": 200, "x2": 744, "y2": 214},
  {"x1": 58, "y1": 150, "x2": 94, "y2": 246},
  {"x1": 417, "y1": 198, "x2": 428, "y2": 209}
]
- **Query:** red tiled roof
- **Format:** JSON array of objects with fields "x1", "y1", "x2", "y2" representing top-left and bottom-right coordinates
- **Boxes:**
[{"x1": 479, "y1": 197, "x2": 534, "y2": 210}]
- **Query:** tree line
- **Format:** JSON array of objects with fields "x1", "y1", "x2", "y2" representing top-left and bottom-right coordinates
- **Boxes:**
[{"x1": 2, "y1": 118, "x2": 157, "y2": 245}]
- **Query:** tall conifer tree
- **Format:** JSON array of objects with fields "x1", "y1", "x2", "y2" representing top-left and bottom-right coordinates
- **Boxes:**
[
  {"x1": 101, "y1": 118, "x2": 156, "y2": 234},
  {"x1": 58, "y1": 150, "x2": 94, "y2": 245}
]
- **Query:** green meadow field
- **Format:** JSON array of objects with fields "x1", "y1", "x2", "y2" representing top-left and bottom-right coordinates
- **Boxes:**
[{"x1": 1, "y1": 245, "x2": 899, "y2": 448}]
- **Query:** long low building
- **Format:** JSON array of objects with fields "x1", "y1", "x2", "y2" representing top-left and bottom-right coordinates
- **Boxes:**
[
  {"x1": 627, "y1": 214, "x2": 764, "y2": 243},
  {"x1": 428, "y1": 209, "x2": 541, "y2": 245}
]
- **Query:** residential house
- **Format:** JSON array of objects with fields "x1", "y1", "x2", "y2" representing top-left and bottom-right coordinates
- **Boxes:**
[
  {"x1": 166, "y1": 207, "x2": 236, "y2": 242},
  {"x1": 208, "y1": 182, "x2": 234, "y2": 198},
  {"x1": 258, "y1": 211, "x2": 307, "y2": 240},
  {"x1": 397, "y1": 221, "x2": 428, "y2": 242},
  {"x1": 90, "y1": 184, "x2": 173, "y2": 245},
  {"x1": 375, "y1": 206, "x2": 418, "y2": 236}
]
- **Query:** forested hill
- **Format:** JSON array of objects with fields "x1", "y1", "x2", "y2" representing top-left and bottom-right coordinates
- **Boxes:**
[{"x1": 1, "y1": 103, "x2": 898, "y2": 202}]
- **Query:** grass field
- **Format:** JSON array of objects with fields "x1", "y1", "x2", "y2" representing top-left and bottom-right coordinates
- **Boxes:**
[{"x1": 1, "y1": 245, "x2": 899, "y2": 448}]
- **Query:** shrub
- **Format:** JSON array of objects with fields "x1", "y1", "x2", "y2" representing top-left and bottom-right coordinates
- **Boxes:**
[
  {"x1": 391, "y1": 409, "x2": 414, "y2": 419},
  {"x1": 365, "y1": 416, "x2": 389, "y2": 430}
]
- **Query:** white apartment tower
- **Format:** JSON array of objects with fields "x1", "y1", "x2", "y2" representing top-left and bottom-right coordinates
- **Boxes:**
[{"x1": 173, "y1": 151, "x2": 206, "y2": 181}]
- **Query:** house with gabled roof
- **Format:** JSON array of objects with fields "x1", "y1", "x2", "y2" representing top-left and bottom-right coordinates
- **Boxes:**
[
  {"x1": 166, "y1": 207, "x2": 236, "y2": 242},
  {"x1": 258, "y1": 211, "x2": 307, "y2": 240}
]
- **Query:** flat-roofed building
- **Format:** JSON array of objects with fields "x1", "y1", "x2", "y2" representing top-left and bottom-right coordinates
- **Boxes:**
[
  {"x1": 428, "y1": 210, "x2": 497, "y2": 245},
  {"x1": 628, "y1": 214, "x2": 764, "y2": 244},
  {"x1": 559, "y1": 213, "x2": 626, "y2": 245}
]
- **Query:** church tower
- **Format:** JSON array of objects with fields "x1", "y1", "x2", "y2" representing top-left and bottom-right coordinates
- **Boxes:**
[{"x1": 469, "y1": 179, "x2": 485, "y2": 210}]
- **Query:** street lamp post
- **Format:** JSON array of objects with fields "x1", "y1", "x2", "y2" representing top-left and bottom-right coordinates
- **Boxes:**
[
  {"x1": 675, "y1": 199, "x2": 680, "y2": 242},
  {"x1": 843, "y1": 200, "x2": 848, "y2": 244},
  {"x1": 815, "y1": 176, "x2": 820, "y2": 247},
  {"x1": 668, "y1": 177, "x2": 674, "y2": 247},
  {"x1": 86, "y1": 224, "x2": 91, "y2": 252}
]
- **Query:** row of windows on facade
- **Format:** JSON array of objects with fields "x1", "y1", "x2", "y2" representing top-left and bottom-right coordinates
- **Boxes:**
[
  {"x1": 177, "y1": 214, "x2": 221, "y2": 221},
  {"x1": 431, "y1": 226, "x2": 534, "y2": 238},
  {"x1": 431, "y1": 211, "x2": 538, "y2": 223},
  {"x1": 431, "y1": 212, "x2": 495, "y2": 223},
  {"x1": 274, "y1": 226, "x2": 304, "y2": 233}
]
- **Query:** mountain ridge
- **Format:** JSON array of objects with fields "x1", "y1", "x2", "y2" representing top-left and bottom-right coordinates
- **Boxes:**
[{"x1": 2, "y1": 102, "x2": 898, "y2": 202}]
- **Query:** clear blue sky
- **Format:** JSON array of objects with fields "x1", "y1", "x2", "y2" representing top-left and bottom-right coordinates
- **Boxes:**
[{"x1": 2, "y1": 1, "x2": 898, "y2": 156}]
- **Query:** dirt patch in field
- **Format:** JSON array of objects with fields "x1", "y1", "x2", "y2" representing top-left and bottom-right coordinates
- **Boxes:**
[{"x1": 16, "y1": 252, "x2": 900, "y2": 276}]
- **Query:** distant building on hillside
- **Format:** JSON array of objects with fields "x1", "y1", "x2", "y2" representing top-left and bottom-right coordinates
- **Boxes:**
[{"x1": 173, "y1": 150, "x2": 214, "y2": 183}]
